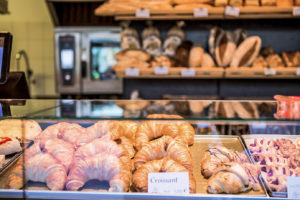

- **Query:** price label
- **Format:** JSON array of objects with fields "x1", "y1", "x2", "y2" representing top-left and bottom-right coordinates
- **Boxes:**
[
  {"x1": 181, "y1": 68, "x2": 196, "y2": 77},
  {"x1": 293, "y1": 7, "x2": 300, "y2": 16},
  {"x1": 154, "y1": 66, "x2": 169, "y2": 75},
  {"x1": 225, "y1": 6, "x2": 240, "y2": 17},
  {"x1": 296, "y1": 67, "x2": 300, "y2": 76},
  {"x1": 148, "y1": 172, "x2": 189, "y2": 194},
  {"x1": 193, "y1": 8, "x2": 208, "y2": 17},
  {"x1": 125, "y1": 68, "x2": 139, "y2": 76},
  {"x1": 264, "y1": 68, "x2": 276, "y2": 76},
  {"x1": 287, "y1": 176, "x2": 300, "y2": 198},
  {"x1": 135, "y1": 8, "x2": 150, "y2": 18}
]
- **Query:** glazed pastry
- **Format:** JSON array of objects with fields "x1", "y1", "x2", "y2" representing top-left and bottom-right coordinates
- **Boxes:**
[
  {"x1": 174, "y1": 41, "x2": 193, "y2": 67},
  {"x1": 215, "y1": 32, "x2": 236, "y2": 67},
  {"x1": 114, "y1": 50, "x2": 151, "y2": 62},
  {"x1": 214, "y1": 0, "x2": 228, "y2": 6},
  {"x1": 0, "y1": 137, "x2": 22, "y2": 155},
  {"x1": 261, "y1": 0, "x2": 276, "y2": 6},
  {"x1": 231, "y1": 36, "x2": 262, "y2": 67},
  {"x1": 201, "y1": 53, "x2": 216, "y2": 68},
  {"x1": 133, "y1": 157, "x2": 196, "y2": 193},
  {"x1": 266, "y1": 54, "x2": 285, "y2": 68},
  {"x1": 66, "y1": 153, "x2": 131, "y2": 192},
  {"x1": 245, "y1": 0, "x2": 259, "y2": 6},
  {"x1": 189, "y1": 45, "x2": 204, "y2": 68},
  {"x1": 208, "y1": 27, "x2": 224, "y2": 56}
]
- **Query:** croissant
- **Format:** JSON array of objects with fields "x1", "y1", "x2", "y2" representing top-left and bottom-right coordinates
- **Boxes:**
[
  {"x1": 135, "y1": 115, "x2": 194, "y2": 150},
  {"x1": 133, "y1": 157, "x2": 196, "y2": 193},
  {"x1": 134, "y1": 136, "x2": 193, "y2": 172},
  {"x1": 26, "y1": 153, "x2": 67, "y2": 190},
  {"x1": 66, "y1": 153, "x2": 131, "y2": 192}
]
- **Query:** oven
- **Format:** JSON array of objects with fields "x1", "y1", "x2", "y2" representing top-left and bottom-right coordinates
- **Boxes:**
[{"x1": 55, "y1": 27, "x2": 122, "y2": 96}]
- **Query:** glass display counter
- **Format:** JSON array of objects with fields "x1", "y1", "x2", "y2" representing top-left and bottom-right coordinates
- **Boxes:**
[{"x1": 0, "y1": 99, "x2": 299, "y2": 200}]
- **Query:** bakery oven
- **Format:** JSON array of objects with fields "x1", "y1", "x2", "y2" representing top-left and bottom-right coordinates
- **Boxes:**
[{"x1": 55, "y1": 27, "x2": 122, "y2": 96}]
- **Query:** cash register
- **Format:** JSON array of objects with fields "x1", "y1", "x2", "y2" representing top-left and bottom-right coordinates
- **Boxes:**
[{"x1": 0, "y1": 32, "x2": 30, "y2": 99}]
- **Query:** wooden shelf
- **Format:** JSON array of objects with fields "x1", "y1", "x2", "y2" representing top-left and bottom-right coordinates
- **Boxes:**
[
  {"x1": 115, "y1": 67, "x2": 300, "y2": 79},
  {"x1": 95, "y1": 6, "x2": 300, "y2": 20}
]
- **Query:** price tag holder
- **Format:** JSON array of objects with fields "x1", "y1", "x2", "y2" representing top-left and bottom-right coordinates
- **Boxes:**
[
  {"x1": 296, "y1": 67, "x2": 300, "y2": 76},
  {"x1": 264, "y1": 68, "x2": 276, "y2": 76},
  {"x1": 136, "y1": 8, "x2": 150, "y2": 18},
  {"x1": 148, "y1": 172, "x2": 189, "y2": 194},
  {"x1": 125, "y1": 68, "x2": 139, "y2": 76},
  {"x1": 154, "y1": 66, "x2": 169, "y2": 75},
  {"x1": 193, "y1": 8, "x2": 208, "y2": 17},
  {"x1": 181, "y1": 68, "x2": 196, "y2": 77},
  {"x1": 293, "y1": 7, "x2": 300, "y2": 16},
  {"x1": 225, "y1": 6, "x2": 240, "y2": 17},
  {"x1": 287, "y1": 176, "x2": 300, "y2": 198}
]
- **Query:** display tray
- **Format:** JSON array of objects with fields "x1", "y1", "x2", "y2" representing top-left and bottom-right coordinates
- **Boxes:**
[
  {"x1": 191, "y1": 135, "x2": 267, "y2": 197},
  {"x1": 242, "y1": 134, "x2": 300, "y2": 198}
]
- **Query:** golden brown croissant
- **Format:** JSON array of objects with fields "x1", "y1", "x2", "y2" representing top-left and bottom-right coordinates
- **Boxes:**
[
  {"x1": 135, "y1": 114, "x2": 194, "y2": 150},
  {"x1": 134, "y1": 136, "x2": 193, "y2": 172},
  {"x1": 133, "y1": 157, "x2": 196, "y2": 193}
]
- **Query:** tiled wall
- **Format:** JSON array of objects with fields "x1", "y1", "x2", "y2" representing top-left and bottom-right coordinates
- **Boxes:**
[{"x1": 0, "y1": 0, "x2": 57, "y2": 98}]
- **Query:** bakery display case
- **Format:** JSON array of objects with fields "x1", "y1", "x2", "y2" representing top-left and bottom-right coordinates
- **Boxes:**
[{"x1": 0, "y1": 99, "x2": 299, "y2": 199}]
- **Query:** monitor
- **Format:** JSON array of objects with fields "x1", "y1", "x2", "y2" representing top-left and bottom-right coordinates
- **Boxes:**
[{"x1": 0, "y1": 32, "x2": 13, "y2": 84}]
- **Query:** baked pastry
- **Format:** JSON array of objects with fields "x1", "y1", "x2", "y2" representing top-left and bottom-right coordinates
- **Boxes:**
[
  {"x1": 151, "y1": 56, "x2": 172, "y2": 68},
  {"x1": 174, "y1": 41, "x2": 193, "y2": 67},
  {"x1": 201, "y1": 53, "x2": 216, "y2": 68},
  {"x1": 229, "y1": 0, "x2": 243, "y2": 6},
  {"x1": 133, "y1": 157, "x2": 196, "y2": 193},
  {"x1": 0, "y1": 137, "x2": 22, "y2": 155},
  {"x1": 245, "y1": 0, "x2": 259, "y2": 6},
  {"x1": 208, "y1": 27, "x2": 224, "y2": 56},
  {"x1": 215, "y1": 0, "x2": 228, "y2": 6},
  {"x1": 114, "y1": 50, "x2": 151, "y2": 62},
  {"x1": 174, "y1": 3, "x2": 212, "y2": 10},
  {"x1": 252, "y1": 56, "x2": 268, "y2": 68},
  {"x1": 189, "y1": 45, "x2": 204, "y2": 68},
  {"x1": 266, "y1": 54, "x2": 285, "y2": 68},
  {"x1": 230, "y1": 36, "x2": 262, "y2": 67},
  {"x1": 261, "y1": 0, "x2": 276, "y2": 6},
  {"x1": 215, "y1": 32, "x2": 236, "y2": 67},
  {"x1": 282, "y1": 52, "x2": 300, "y2": 67}
]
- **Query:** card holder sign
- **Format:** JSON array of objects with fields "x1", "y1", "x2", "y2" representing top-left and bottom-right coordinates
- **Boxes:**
[
  {"x1": 136, "y1": 8, "x2": 150, "y2": 18},
  {"x1": 264, "y1": 68, "x2": 276, "y2": 76},
  {"x1": 125, "y1": 68, "x2": 139, "y2": 76},
  {"x1": 296, "y1": 67, "x2": 300, "y2": 76},
  {"x1": 225, "y1": 6, "x2": 240, "y2": 17},
  {"x1": 181, "y1": 68, "x2": 196, "y2": 77},
  {"x1": 148, "y1": 172, "x2": 189, "y2": 194},
  {"x1": 194, "y1": 8, "x2": 208, "y2": 17},
  {"x1": 287, "y1": 176, "x2": 300, "y2": 198},
  {"x1": 154, "y1": 66, "x2": 169, "y2": 75}
]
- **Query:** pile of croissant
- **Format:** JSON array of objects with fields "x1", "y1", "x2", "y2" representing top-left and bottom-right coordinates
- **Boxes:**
[
  {"x1": 8, "y1": 114, "x2": 196, "y2": 193},
  {"x1": 200, "y1": 146, "x2": 261, "y2": 194}
]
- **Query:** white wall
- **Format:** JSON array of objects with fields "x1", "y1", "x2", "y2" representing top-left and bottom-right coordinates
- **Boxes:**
[{"x1": 0, "y1": 0, "x2": 57, "y2": 98}]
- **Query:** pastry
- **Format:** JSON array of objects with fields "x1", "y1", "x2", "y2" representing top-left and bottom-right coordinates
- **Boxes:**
[
  {"x1": 261, "y1": 0, "x2": 276, "y2": 6},
  {"x1": 208, "y1": 27, "x2": 224, "y2": 56},
  {"x1": 230, "y1": 36, "x2": 262, "y2": 67},
  {"x1": 201, "y1": 53, "x2": 216, "y2": 68},
  {"x1": 189, "y1": 45, "x2": 204, "y2": 68},
  {"x1": 151, "y1": 56, "x2": 172, "y2": 68},
  {"x1": 174, "y1": 3, "x2": 212, "y2": 10},
  {"x1": 266, "y1": 54, "x2": 285, "y2": 68},
  {"x1": 282, "y1": 52, "x2": 300, "y2": 67},
  {"x1": 0, "y1": 137, "x2": 22, "y2": 155},
  {"x1": 215, "y1": 32, "x2": 236, "y2": 67},
  {"x1": 245, "y1": 0, "x2": 259, "y2": 6},
  {"x1": 174, "y1": 41, "x2": 193, "y2": 67},
  {"x1": 229, "y1": 0, "x2": 243, "y2": 6},
  {"x1": 252, "y1": 56, "x2": 268, "y2": 68},
  {"x1": 162, "y1": 24, "x2": 185, "y2": 57},
  {"x1": 215, "y1": 0, "x2": 228, "y2": 6},
  {"x1": 114, "y1": 50, "x2": 151, "y2": 62}
]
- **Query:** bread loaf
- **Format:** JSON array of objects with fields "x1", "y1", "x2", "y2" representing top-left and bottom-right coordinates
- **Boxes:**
[
  {"x1": 252, "y1": 56, "x2": 268, "y2": 68},
  {"x1": 189, "y1": 45, "x2": 204, "y2": 68},
  {"x1": 214, "y1": 0, "x2": 228, "y2": 6},
  {"x1": 231, "y1": 36, "x2": 261, "y2": 67},
  {"x1": 229, "y1": 0, "x2": 243, "y2": 6},
  {"x1": 296, "y1": 0, "x2": 300, "y2": 6},
  {"x1": 174, "y1": 3, "x2": 212, "y2": 10},
  {"x1": 208, "y1": 27, "x2": 224, "y2": 56},
  {"x1": 215, "y1": 32, "x2": 236, "y2": 67},
  {"x1": 276, "y1": 0, "x2": 293, "y2": 7},
  {"x1": 261, "y1": 0, "x2": 276, "y2": 6},
  {"x1": 113, "y1": 59, "x2": 150, "y2": 70},
  {"x1": 173, "y1": 0, "x2": 213, "y2": 4},
  {"x1": 245, "y1": 0, "x2": 259, "y2": 6},
  {"x1": 266, "y1": 54, "x2": 284, "y2": 68},
  {"x1": 174, "y1": 41, "x2": 193, "y2": 67},
  {"x1": 201, "y1": 53, "x2": 216, "y2": 68},
  {"x1": 115, "y1": 50, "x2": 151, "y2": 61},
  {"x1": 282, "y1": 52, "x2": 300, "y2": 67}
]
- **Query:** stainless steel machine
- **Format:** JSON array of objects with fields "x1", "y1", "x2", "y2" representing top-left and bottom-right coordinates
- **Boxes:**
[{"x1": 55, "y1": 27, "x2": 122, "y2": 96}]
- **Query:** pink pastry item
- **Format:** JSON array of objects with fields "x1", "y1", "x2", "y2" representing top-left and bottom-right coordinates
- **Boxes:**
[{"x1": 26, "y1": 153, "x2": 67, "y2": 190}]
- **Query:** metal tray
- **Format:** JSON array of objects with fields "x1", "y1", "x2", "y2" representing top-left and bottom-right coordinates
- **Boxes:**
[
  {"x1": 242, "y1": 134, "x2": 300, "y2": 198},
  {"x1": 190, "y1": 135, "x2": 267, "y2": 197}
]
